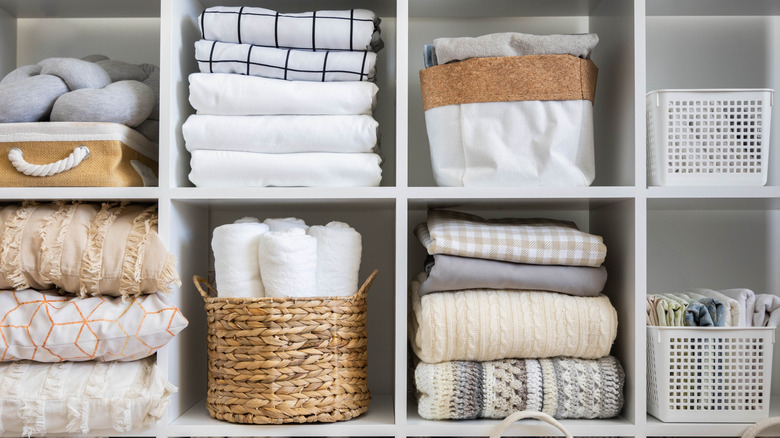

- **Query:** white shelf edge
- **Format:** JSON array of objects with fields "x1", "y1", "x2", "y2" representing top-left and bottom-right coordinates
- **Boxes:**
[
  {"x1": 407, "y1": 186, "x2": 639, "y2": 200},
  {"x1": 405, "y1": 403, "x2": 636, "y2": 437},
  {"x1": 645, "y1": 396, "x2": 780, "y2": 436},
  {"x1": 169, "y1": 186, "x2": 400, "y2": 200},
  {"x1": 0, "y1": 187, "x2": 160, "y2": 200},
  {"x1": 646, "y1": 185, "x2": 780, "y2": 199},
  {"x1": 167, "y1": 394, "x2": 395, "y2": 437}
]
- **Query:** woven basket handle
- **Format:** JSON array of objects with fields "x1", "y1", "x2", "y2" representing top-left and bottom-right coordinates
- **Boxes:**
[
  {"x1": 742, "y1": 417, "x2": 780, "y2": 438},
  {"x1": 193, "y1": 275, "x2": 218, "y2": 302},
  {"x1": 490, "y1": 411, "x2": 573, "y2": 438},
  {"x1": 356, "y1": 269, "x2": 379, "y2": 298}
]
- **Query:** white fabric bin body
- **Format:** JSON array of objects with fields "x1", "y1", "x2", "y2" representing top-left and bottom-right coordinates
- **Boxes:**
[{"x1": 425, "y1": 99, "x2": 594, "y2": 187}]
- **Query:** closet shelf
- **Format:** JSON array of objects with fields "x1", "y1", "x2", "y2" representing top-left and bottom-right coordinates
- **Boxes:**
[{"x1": 167, "y1": 395, "x2": 396, "y2": 437}]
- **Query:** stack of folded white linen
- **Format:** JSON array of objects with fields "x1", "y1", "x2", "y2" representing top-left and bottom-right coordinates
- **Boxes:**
[{"x1": 184, "y1": 6, "x2": 383, "y2": 187}]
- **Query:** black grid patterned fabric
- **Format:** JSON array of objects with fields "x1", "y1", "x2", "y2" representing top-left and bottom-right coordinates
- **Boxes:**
[
  {"x1": 199, "y1": 6, "x2": 382, "y2": 52},
  {"x1": 195, "y1": 40, "x2": 376, "y2": 82}
]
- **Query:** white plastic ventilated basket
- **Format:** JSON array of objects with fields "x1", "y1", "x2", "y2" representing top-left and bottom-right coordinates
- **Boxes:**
[
  {"x1": 647, "y1": 326, "x2": 775, "y2": 423},
  {"x1": 647, "y1": 89, "x2": 774, "y2": 186}
]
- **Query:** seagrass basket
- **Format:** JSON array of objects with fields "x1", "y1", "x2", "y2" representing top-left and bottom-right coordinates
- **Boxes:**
[{"x1": 193, "y1": 269, "x2": 376, "y2": 424}]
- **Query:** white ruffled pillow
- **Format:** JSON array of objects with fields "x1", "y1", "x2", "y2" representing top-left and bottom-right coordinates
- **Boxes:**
[
  {"x1": 0, "y1": 357, "x2": 174, "y2": 436},
  {"x1": 0, "y1": 288, "x2": 187, "y2": 362}
]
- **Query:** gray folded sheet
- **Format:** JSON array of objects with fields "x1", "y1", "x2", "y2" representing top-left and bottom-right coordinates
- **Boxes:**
[
  {"x1": 430, "y1": 32, "x2": 599, "y2": 66},
  {"x1": 419, "y1": 254, "x2": 607, "y2": 296}
]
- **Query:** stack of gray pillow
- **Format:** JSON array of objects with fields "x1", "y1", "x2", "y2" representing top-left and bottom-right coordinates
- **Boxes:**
[{"x1": 0, "y1": 55, "x2": 159, "y2": 142}]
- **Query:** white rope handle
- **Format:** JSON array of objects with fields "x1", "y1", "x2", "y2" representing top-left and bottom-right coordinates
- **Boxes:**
[
  {"x1": 490, "y1": 411, "x2": 573, "y2": 438},
  {"x1": 8, "y1": 146, "x2": 90, "y2": 177},
  {"x1": 742, "y1": 416, "x2": 780, "y2": 438}
]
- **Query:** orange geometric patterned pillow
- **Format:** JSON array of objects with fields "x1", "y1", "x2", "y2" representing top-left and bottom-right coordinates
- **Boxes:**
[{"x1": 0, "y1": 288, "x2": 188, "y2": 362}]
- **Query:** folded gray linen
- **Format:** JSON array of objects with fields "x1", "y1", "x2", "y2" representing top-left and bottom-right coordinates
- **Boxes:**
[
  {"x1": 418, "y1": 254, "x2": 607, "y2": 297},
  {"x1": 432, "y1": 32, "x2": 599, "y2": 66}
]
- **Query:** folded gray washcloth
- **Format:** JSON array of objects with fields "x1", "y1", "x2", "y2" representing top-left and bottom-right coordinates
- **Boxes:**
[
  {"x1": 51, "y1": 80, "x2": 155, "y2": 127},
  {"x1": 431, "y1": 32, "x2": 599, "y2": 66}
]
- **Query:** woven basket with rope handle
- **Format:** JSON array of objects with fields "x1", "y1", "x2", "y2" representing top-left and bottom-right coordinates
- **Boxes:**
[{"x1": 193, "y1": 269, "x2": 377, "y2": 424}]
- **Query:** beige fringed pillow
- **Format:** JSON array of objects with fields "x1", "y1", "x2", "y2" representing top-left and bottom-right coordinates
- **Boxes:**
[{"x1": 0, "y1": 202, "x2": 180, "y2": 298}]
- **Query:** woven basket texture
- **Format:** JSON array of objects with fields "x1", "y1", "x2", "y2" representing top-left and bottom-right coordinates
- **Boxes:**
[{"x1": 194, "y1": 269, "x2": 377, "y2": 424}]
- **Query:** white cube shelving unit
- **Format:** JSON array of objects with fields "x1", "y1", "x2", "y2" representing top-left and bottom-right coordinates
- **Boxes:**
[{"x1": 1, "y1": 0, "x2": 780, "y2": 437}]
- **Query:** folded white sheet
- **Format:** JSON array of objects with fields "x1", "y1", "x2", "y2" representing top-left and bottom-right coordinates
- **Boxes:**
[
  {"x1": 718, "y1": 288, "x2": 757, "y2": 327},
  {"x1": 189, "y1": 73, "x2": 378, "y2": 115},
  {"x1": 189, "y1": 150, "x2": 382, "y2": 187},
  {"x1": 195, "y1": 40, "x2": 377, "y2": 82},
  {"x1": 183, "y1": 114, "x2": 378, "y2": 153}
]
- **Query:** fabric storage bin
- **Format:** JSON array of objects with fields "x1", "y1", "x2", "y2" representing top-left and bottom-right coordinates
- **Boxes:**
[
  {"x1": 647, "y1": 326, "x2": 775, "y2": 423},
  {"x1": 647, "y1": 89, "x2": 773, "y2": 186},
  {"x1": 0, "y1": 122, "x2": 158, "y2": 187},
  {"x1": 419, "y1": 54, "x2": 598, "y2": 187},
  {"x1": 193, "y1": 269, "x2": 377, "y2": 424}
]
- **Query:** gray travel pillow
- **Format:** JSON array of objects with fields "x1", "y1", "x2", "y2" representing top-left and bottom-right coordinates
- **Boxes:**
[{"x1": 0, "y1": 55, "x2": 160, "y2": 142}]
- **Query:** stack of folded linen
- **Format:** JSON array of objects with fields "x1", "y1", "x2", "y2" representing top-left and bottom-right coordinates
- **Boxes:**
[
  {"x1": 648, "y1": 288, "x2": 780, "y2": 327},
  {"x1": 410, "y1": 209, "x2": 624, "y2": 421},
  {"x1": 211, "y1": 216, "x2": 363, "y2": 298},
  {"x1": 184, "y1": 6, "x2": 383, "y2": 187},
  {"x1": 0, "y1": 202, "x2": 185, "y2": 436}
]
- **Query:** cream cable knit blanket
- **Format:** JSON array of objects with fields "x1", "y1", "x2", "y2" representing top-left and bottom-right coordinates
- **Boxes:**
[
  {"x1": 415, "y1": 356, "x2": 624, "y2": 420},
  {"x1": 409, "y1": 273, "x2": 618, "y2": 363}
]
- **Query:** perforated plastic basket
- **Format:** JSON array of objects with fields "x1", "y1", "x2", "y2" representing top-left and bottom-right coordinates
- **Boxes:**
[
  {"x1": 647, "y1": 326, "x2": 775, "y2": 423},
  {"x1": 647, "y1": 89, "x2": 774, "y2": 186}
]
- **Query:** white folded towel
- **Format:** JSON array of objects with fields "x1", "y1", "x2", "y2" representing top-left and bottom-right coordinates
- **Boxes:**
[
  {"x1": 717, "y1": 288, "x2": 757, "y2": 327},
  {"x1": 212, "y1": 221, "x2": 269, "y2": 298},
  {"x1": 182, "y1": 114, "x2": 378, "y2": 153},
  {"x1": 189, "y1": 73, "x2": 378, "y2": 116},
  {"x1": 753, "y1": 294, "x2": 780, "y2": 327},
  {"x1": 264, "y1": 217, "x2": 309, "y2": 232},
  {"x1": 308, "y1": 221, "x2": 362, "y2": 296},
  {"x1": 188, "y1": 150, "x2": 382, "y2": 187},
  {"x1": 258, "y1": 228, "x2": 318, "y2": 297}
]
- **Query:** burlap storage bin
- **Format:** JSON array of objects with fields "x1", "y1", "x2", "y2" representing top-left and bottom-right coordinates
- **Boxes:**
[
  {"x1": 193, "y1": 269, "x2": 377, "y2": 424},
  {"x1": 420, "y1": 54, "x2": 598, "y2": 187},
  {"x1": 0, "y1": 122, "x2": 157, "y2": 187}
]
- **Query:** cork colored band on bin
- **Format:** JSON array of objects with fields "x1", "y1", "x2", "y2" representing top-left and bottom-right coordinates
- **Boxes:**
[{"x1": 419, "y1": 54, "x2": 598, "y2": 111}]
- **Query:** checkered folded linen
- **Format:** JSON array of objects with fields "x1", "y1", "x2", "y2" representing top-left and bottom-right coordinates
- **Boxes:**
[
  {"x1": 415, "y1": 210, "x2": 606, "y2": 267},
  {"x1": 199, "y1": 6, "x2": 382, "y2": 52},
  {"x1": 195, "y1": 40, "x2": 376, "y2": 82}
]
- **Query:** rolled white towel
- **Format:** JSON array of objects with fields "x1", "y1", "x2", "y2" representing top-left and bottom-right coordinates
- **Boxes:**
[
  {"x1": 233, "y1": 216, "x2": 260, "y2": 224},
  {"x1": 258, "y1": 228, "x2": 317, "y2": 297},
  {"x1": 308, "y1": 221, "x2": 362, "y2": 296},
  {"x1": 263, "y1": 217, "x2": 309, "y2": 232},
  {"x1": 212, "y1": 221, "x2": 269, "y2": 298}
]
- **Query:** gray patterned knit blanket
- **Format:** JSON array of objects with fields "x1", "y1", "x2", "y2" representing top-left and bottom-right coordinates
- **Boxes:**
[{"x1": 415, "y1": 356, "x2": 624, "y2": 420}]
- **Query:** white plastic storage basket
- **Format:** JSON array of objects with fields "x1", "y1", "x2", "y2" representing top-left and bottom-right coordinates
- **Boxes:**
[
  {"x1": 647, "y1": 326, "x2": 775, "y2": 423},
  {"x1": 647, "y1": 89, "x2": 774, "y2": 186}
]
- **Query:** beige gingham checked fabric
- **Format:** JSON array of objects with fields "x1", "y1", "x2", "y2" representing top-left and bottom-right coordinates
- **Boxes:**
[{"x1": 415, "y1": 210, "x2": 606, "y2": 267}]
